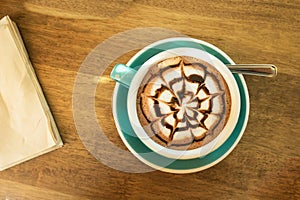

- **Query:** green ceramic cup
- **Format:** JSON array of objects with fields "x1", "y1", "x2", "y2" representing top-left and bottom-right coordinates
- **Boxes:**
[{"x1": 111, "y1": 46, "x2": 241, "y2": 160}]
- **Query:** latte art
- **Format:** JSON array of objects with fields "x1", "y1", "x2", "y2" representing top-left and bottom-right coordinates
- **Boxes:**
[{"x1": 137, "y1": 56, "x2": 231, "y2": 150}]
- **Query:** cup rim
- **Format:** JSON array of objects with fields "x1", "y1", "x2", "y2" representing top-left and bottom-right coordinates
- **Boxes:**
[{"x1": 127, "y1": 47, "x2": 241, "y2": 160}]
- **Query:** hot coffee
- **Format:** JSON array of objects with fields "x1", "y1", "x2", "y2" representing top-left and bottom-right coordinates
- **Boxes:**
[{"x1": 136, "y1": 56, "x2": 231, "y2": 150}]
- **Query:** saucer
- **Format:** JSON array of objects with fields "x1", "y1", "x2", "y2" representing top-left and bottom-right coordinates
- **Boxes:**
[{"x1": 112, "y1": 37, "x2": 249, "y2": 173}]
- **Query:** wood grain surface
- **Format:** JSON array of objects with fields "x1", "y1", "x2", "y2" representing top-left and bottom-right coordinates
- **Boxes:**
[{"x1": 0, "y1": 0, "x2": 299, "y2": 199}]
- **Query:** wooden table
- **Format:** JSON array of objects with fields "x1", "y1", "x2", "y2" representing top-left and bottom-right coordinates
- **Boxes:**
[{"x1": 0, "y1": 0, "x2": 299, "y2": 199}]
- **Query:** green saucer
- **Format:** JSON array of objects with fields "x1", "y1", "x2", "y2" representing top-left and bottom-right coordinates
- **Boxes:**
[{"x1": 112, "y1": 38, "x2": 249, "y2": 173}]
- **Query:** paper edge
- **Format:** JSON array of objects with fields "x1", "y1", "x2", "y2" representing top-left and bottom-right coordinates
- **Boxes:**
[{"x1": 0, "y1": 144, "x2": 63, "y2": 171}]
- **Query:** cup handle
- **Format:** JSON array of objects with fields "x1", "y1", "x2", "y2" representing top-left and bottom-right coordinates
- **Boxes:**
[{"x1": 110, "y1": 64, "x2": 137, "y2": 88}]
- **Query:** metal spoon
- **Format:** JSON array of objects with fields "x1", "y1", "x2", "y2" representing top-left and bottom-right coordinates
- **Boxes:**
[{"x1": 226, "y1": 64, "x2": 277, "y2": 77}]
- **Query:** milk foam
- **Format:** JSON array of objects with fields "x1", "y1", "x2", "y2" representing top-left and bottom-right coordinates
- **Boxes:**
[{"x1": 137, "y1": 56, "x2": 231, "y2": 150}]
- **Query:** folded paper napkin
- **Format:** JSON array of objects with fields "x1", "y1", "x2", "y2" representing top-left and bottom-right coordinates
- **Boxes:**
[{"x1": 0, "y1": 16, "x2": 63, "y2": 171}]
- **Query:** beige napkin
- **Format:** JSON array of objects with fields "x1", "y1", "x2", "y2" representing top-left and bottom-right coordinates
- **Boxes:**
[{"x1": 0, "y1": 16, "x2": 63, "y2": 171}]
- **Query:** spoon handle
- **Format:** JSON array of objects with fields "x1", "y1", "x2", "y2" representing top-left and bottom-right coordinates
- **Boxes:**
[{"x1": 226, "y1": 64, "x2": 277, "y2": 77}]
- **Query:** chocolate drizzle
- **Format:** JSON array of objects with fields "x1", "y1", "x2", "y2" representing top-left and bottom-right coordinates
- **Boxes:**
[{"x1": 138, "y1": 56, "x2": 230, "y2": 149}]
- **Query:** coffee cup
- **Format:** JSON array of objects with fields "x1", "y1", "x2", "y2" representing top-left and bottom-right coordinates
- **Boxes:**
[{"x1": 111, "y1": 42, "x2": 240, "y2": 160}]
